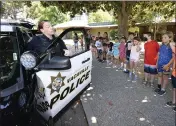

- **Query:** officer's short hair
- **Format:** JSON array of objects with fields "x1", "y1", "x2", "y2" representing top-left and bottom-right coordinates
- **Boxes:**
[{"x1": 38, "y1": 20, "x2": 49, "y2": 31}]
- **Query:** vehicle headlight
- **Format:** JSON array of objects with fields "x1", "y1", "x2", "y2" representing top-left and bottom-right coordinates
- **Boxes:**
[{"x1": 20, "y1": 51, "x2": 38, "y2": 70}]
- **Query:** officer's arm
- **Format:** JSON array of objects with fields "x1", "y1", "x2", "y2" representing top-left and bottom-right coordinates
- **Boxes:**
[
  {"x1": 26, "y1": 36, "x2": 38, "y2": 51},
  {"x1": 59, "y1": 38, "x2": 67, "y2": 50},
  {"x1": 27, "y1": 39, "x2": 34, "y2": 51}
]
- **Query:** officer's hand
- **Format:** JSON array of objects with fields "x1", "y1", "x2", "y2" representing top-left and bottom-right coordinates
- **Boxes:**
[{"x1": 64, "y1": 49, "x2": 70, "y2": 56}]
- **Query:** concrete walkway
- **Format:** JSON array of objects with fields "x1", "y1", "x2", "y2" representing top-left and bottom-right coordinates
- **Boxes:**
[{"x1": 81, "y1": 57, "x2": 175, "y2": 126}]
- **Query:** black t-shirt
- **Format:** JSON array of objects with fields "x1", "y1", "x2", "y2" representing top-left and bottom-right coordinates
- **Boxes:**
[
  {"x1": 74, "y1": 35, "x2": 79, "y2": 43},
  {"x1": 126, "y1": 40, "x2": 132, "y2": 56}
]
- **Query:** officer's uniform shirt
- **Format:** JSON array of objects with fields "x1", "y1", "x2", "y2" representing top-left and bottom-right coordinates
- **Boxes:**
[{"x1": 27, "y1": 34, "x2": 67, "y2": 56}]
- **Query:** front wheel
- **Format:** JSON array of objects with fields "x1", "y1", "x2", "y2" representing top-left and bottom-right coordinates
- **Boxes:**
[{"x1": 48, "y1": 116, "x2": 54, "y2": 126}]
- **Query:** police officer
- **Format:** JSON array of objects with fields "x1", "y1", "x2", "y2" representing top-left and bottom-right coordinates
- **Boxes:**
[{"x1": 27, "y1": 20, "x2": 70, "y2": 56}]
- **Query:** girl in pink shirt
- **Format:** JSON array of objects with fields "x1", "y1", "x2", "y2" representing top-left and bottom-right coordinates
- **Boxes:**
[{"x1": 119, "y1": 36, "x2": 126, "y2": 70}]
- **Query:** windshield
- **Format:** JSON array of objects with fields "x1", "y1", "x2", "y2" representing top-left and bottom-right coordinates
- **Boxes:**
[{"x1": 0, "y1": 33, "x2": 17, "y2": 83}]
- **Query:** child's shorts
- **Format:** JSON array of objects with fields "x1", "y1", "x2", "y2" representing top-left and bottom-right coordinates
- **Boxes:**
[
  {"x1": 91, "y1": 47, "x2": 97, "y2": 52},
  {"x1": 114, "y1": 55, "x2": 119, "y2": 59},
  {"x1": 74, "y1": 42, "x2": 78, "y2": 46},
  {"x1": 158, "y1": 65, "x2": 170, "y2": 74},
  {"x1": 144, "y1": 64, "x2": 158, "y2": 74},
  {"x1": 171, "y1": 75, "x2": 176, "y2": 88},
  {"x1": 107, "y1": 51, "x2": 113, "y2": 56},
  {"x1": 126, "y1": 55, "x2": 130, "y2": 62},
  {"x1": 130, "y1": 59, "x2": 139, "y2": 63},
  {"x1": 97, "y1": 49, "x2": 103, "y2": 55}
]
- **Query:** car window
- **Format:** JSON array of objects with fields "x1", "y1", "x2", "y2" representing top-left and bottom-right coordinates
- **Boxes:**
[
  {"x1": 0, "y1": 34, "x2": 17, "y2": 83},
  {"x1": 62, "y1": 30, "x2": 86, "y2": 56}
]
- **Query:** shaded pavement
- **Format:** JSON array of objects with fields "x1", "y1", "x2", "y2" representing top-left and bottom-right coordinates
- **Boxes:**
[{"x1": 81, "y1": 55, "x2": 175, "y2": 126}]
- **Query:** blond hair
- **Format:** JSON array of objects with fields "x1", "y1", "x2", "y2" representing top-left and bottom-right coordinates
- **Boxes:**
[{"x1": 162, "y1": 31, "x2": 174, "y2": 42}]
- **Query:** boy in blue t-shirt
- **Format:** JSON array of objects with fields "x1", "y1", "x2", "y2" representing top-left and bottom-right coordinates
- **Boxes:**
[
  {"x1": 112, "y1": 37, "x2": 120, "y2": 68},
  {"x1": 155, "y1": 32, "x2": 173, "y2": 96}
]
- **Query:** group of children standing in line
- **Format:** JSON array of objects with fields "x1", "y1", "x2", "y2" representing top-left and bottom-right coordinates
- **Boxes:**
[{"x1": 90, "y1": 31, "x2": 176, "y2": 112}]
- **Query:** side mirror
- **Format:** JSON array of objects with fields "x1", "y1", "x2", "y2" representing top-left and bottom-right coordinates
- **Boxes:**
[{"x1": 38, "y1": 56, "x2": 71, "y2": 70}]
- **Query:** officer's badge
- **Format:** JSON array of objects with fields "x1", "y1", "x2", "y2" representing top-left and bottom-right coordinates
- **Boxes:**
[{"x1": 47, "y1": 72, "x2": 66, "y2": 95}]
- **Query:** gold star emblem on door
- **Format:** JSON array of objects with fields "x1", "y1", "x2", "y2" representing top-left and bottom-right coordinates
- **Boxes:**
[{"x1": 47, "y1": 72, "x2": 66, "y2": 95}]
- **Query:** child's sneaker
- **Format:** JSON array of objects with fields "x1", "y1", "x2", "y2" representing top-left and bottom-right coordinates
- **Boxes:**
[
  {"x1": 158, "y1": 90, "x2": 166, "y2": 96},
  {"x1": 173, "y1": 107, "x2": 176, "y2": 112},
  {"x1": 109, "y1": 62, "x2": 113, "y2": 65},
  {"x1": 124, "y1": 69, "x2": 129, "y2": 73},
  {"x1": 98, "y1": 59, "x2": 103, "y2": 62},
  {"x1": 154, "y1": 88, "x2": 161, "y2": 93},
  {"x1": 101, "y1": 60, "x2": 105, "y2": 63},
  {"x1": 128, "y1": 73, "x2": 132, "y2": 81},
  {"x1": 149, "y1": 82, "x2": 154, "y2": 88},
  {"x1": 113, "y1": 65, "x2": 117, "y2": 68},
  {"x1": 132, "y1": 75, "x2": 137, "y2": 83},
  {"x1": 166, "y1": 101, "x2": 176, "y2": 107},
  {"x1": 118, "y1": 67, "x2": 123, "y2": 70},
  {"x1": 143, "y1": 81, "x2": 148, "y2": 85}
]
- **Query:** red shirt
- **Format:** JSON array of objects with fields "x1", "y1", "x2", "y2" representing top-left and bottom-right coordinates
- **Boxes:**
[{"x1": 144, "y1": 40, "x2": 159, "y2": 65}]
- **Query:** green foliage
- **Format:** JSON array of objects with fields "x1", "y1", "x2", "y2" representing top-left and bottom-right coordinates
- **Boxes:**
[
  {"x1": 40, "y1": 1, "x2": 103, "y2": 18},
  {"x1": 27, "y1": 2, "x2": 68, "y2": 26},
  {"x1": 1, "y1": 1, "x2": 68, "y2": 26},
  {"x1": 109, "y1": 29, "x2": 118, "y2": 40},
  {"x1": 39, "y1": 1, "x2": 175, "y2": 37},
  {"x1": 88, "y1": 9, "x2": 113, "y2": 23},
  {"x1": 1, "y1": 1, "x2": 25, "y2": 19},
  {"x1": 131, "y1": 1, "x2": 175, "y2": 23}
]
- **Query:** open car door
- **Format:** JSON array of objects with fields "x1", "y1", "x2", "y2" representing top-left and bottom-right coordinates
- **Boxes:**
[{"x1": 34, "y1": 28, "x2": 92, "y2": 122}]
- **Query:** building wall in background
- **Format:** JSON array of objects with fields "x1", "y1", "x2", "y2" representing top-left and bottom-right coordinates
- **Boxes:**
[{"x1": 89, "y1": 27, "x2": 117, "y2": 37}]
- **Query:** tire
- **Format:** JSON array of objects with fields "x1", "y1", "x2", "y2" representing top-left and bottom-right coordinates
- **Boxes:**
[{"x1": 48, "y1": 116, "x2": 54, "y2": 126}]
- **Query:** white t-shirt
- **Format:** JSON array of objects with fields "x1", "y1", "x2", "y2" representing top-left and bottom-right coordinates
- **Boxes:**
[
  {"x1": 95, "y1": 41, "x2": 102, "y2": 50},
  {"x1": 130, "y1": 45, "x2": 141, "y2": 61}
]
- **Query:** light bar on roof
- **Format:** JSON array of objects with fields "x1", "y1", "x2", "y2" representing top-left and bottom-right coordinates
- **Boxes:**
[{"x1": 1, "y1": 25, "x2": 13, "y2": 32}]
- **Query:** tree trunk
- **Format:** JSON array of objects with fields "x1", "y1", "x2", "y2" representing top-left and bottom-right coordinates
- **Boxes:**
[
  {"x1": 118, "y1": 13, "x2": 128, "y2": 38},
  {"x1": 117, "y1": 1, "x2": 129, "y2": 38}
]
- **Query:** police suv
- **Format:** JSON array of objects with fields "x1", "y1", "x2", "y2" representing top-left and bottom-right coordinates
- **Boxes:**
[{"x1": 0, "y1": 19, "x2": 92, "y2": 126}]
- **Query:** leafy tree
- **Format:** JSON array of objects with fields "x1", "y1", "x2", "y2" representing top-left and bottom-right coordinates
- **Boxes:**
[
  {"x1": 1, "y1": 1, "x2": 68, "y2": 26},
  {"x1": 1, "y1": 1, "x2": 26, "y2": 19},
  {"x1": 28, "y1": 1, "x2": 175, "y2": 37},
  {"x1": 88, "y1": 9, "x2": 113, "y2": 23},
  {"x1": 109, "y1": 29, "x2": 118, "y2": 40},
  {"x1": 131, "y1": 1, "x2": 175, "y2": 23},
  {"x1": 39, "y1": 1, "x2": 136, "y2": 37},
  {"x1": 27, "y1": 2, "x2": 68, "y2": 26},
  {"x1": 1, "y1": 1, "x2": 31, "y2": 19},
  {"x1": 130, "y1": 1, "x2": 175, "y2": 39}
]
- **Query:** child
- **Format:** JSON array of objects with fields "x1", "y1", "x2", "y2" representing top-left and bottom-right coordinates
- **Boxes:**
[
  {"x1": 143, "y1": 32, "x2": 159, "y2": 86},
  {"x1": 128, "y1": 37, "x2": 142, "y2": 82},
  {"x1": 95, "y1": 37, "x2": 103, "y2": 62},
  {"x1": 112, "y1": 37, "x2": 120, "y2": 68},
  {"x1": 119, "y1": 36, "x2": 126, "y2": 70},
  {"x1": 74, "y1": 33, "x2": 79, "y2": 52},
  {"x1": 124, "y1": 33, "x2": 134, "y2": 73},
  {"x1": 102, "y1": 38, "x2": 108, "y2": 61},
  {"x1": 155, "y1": 32, "x2": 174, "y2": 96},
  {"x1": 90, "y1": 43, "x2": 97, "y2": 58},
  {"x1": 107, "y1": 42, "x2": 114, "y2": 66},
  {"x1": 90, "y1": 36, "x2": 97, "y2": 58},
  {"x1": 166, "y1": 41, "x2": 176, "y2": 111},
  {"x1": 79, "y1": 34, "x2": 84, "y2": 50}
]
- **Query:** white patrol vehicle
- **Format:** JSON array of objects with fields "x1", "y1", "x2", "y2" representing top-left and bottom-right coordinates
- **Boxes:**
[{"x1": 0, "y1": 19, "x2": 92, "y2": 126}]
